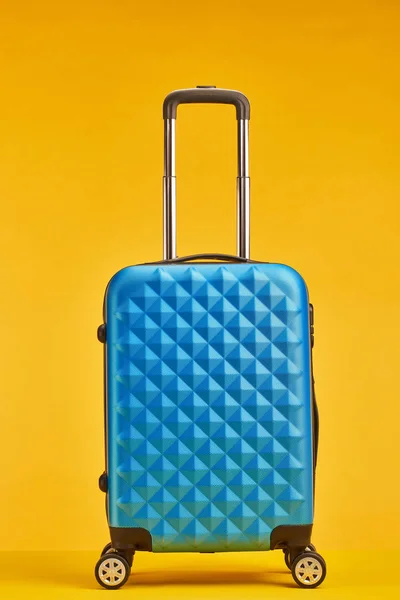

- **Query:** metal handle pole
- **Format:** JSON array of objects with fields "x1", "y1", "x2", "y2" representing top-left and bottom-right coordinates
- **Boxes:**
[
  {"x1": 237, "y1": 119, "x2": 250, "y2": 259},
  {"x1": 163, "y1": 118, "x2": 176, "y2": 260}
]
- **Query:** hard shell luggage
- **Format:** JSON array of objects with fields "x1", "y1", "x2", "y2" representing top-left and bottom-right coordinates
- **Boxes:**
[{"x1": 95, "y1": 87, "x2": 326, "y2": 589}]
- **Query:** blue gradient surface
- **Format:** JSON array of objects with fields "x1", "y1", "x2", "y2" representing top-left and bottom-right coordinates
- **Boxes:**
[{"x1": 105, "y1": 263, "x2": 313, "y2": 552}]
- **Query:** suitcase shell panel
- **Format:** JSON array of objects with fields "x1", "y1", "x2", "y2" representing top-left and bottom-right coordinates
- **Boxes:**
[{"x1": 105, "y1": 262, "x2": 314, "y2": 552}]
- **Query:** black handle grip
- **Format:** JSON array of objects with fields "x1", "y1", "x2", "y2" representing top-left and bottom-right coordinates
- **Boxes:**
[
  {"x1": 160, "y1": 253, "x2": 256, "y2": 264},
  {"x1": 163, "y1": 87, "x2": 250, "y2": 120}
]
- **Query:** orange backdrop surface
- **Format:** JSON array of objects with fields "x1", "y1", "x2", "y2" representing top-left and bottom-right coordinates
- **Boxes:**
[{"x1": 0, "y1": 0, "x2": 399, "y2": 551}]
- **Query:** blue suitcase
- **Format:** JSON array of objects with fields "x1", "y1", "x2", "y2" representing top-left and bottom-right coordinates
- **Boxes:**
[{"x1": 95, "y1": 87, "x2": 326, "y2": 589}]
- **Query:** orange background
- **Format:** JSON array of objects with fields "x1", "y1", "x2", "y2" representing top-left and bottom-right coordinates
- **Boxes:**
[{"x1": 1, "y1": 0, "x2": 399, "y2": 552}]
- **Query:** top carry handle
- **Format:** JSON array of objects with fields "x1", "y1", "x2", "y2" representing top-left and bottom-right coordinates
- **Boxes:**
[{"x1": 162, "y1": 86, "x2": 251, "y2": 260}]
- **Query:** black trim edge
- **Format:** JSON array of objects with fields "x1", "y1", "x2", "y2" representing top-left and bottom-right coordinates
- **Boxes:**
[
  {"x1": 110, "y1": 527, "x2": 153, "y2": 552},
  {"x1": 270, "y1": 524, "x2": 313, "y2": 551}
]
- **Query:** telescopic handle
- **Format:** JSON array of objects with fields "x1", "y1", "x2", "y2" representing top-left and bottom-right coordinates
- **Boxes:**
[{"x1": 163, "y1": 86, "x2": 250, "y2": 260}]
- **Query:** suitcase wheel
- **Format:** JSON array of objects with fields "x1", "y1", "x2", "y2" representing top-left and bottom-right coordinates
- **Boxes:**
[
  {"x1": 284, "y1": 543, "x2": 316, "y2": 569},
  {"x1": 95, "y1": 552, "x2": 131, "y2": 590},
  {"x1": 99, "y1": 543, "x2": 135, "y2": 565},
  {"x1": 291, "y1": 551, "x2": 326, "y2": 589}
]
